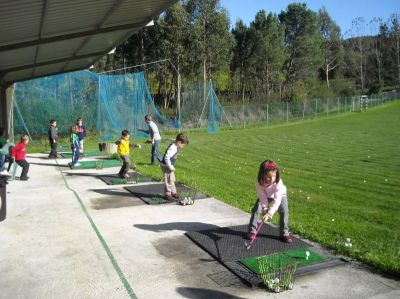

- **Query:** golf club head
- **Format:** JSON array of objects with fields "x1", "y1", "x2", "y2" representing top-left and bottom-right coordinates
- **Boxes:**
[{"x1": 244, "y1": 241, "x2": 251, "y2": 250}]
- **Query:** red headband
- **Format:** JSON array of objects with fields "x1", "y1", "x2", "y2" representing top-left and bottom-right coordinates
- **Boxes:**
[{"x1": 264, "y1": 162, "x2": 277, "y2": 169}]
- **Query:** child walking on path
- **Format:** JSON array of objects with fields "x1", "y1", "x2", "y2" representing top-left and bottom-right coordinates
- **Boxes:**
[
  {"x1": 117, "y1": 130, "x2": 141, "y2": 178},
  {"x1": 70, "y1": 125, "x2": 80, "y2": 167},
  {"x1": 76, "y1": 117, "x2": 86, "y2": 154},
  {"x1": 48, "y1": 119, "x2": 58, "y2": 158},
  {"x1": 160, "y1": 133, "x2": 189, "y2": 200},
  {"x1": 248, "y1": 160, "x2": 292, "y2": 243},
  {"x1": 10, "y1": 135, "x2": 30, "y2": 181}
]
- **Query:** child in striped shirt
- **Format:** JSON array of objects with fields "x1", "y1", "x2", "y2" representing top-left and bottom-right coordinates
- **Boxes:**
[{"x1": 160, "y1": 133, "x2": 189, "y2": 200}]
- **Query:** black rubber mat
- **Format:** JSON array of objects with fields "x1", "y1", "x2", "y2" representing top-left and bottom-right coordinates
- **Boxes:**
[
  {"x1": 97, "y1": 172, "x2": 152, "y2": 185},
  {"x1": 124, "y1": 183, "x2": 208, "y2": 205},
  {"x1": 185, "y1": 224, "x2": 347, "y2": 287}
]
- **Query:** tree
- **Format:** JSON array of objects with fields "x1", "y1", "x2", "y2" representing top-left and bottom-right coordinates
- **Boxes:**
[
  {"x1": 345, "y1": 17, "x2": 369, "y2": 92},
  {"x1": 389, "y1": 13, "x2": 400, "y2": 86},
  {"x1": 318, "y1": 7, "x2": 343, "y2": 88},
  {"x1": 279, "y1": 3, "x2": 323, "y2": 100},
  {"x1": 368, "y1": 18, "x2": 386, "y2": 86},
  {"x1": 185, "y1": 0, "x2": 233, "y2": 96}
]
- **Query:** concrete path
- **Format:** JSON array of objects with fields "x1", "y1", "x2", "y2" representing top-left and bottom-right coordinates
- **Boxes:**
[{"x1": 0, "y1": 154, "x2": 399, "y2": 299}]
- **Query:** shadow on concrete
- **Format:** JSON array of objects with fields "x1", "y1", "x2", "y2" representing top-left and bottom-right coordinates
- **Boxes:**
[
  {"x1": 176, "y1": 287, "x2": 247, "y2": 299},
  {"x1": 64, "y1": 172, "x2": 101, "y2": 177},
  {"x1": 134, "y1": 222, "x2": 220, "y2": 233},
  {"x1": 29, "y1": 162, "x2": 69, "y2": 167},
  {"x1": 90, "y1": 188, "x2": 132, "y2": 197}
]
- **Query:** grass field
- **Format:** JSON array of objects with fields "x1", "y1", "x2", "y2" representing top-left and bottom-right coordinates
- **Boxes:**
[{"x1": 29, "y1": 101, "x2": 400, "y2": 276}]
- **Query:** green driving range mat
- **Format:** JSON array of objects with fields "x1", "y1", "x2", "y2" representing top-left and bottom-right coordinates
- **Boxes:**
[
  {"x1": 240, "y1": 248, "x2": 326, "y2": 274},
  {"x1": 68, "y1": 159, "x2": 122, "y2": 169},
  {"x1": 61, "y1": 151, "x2": 104, "y2": 158},
  {"x1": 124, "y1": 183, "x2": 207, "y2": 205},
  {"x1": 98, "y1": 172, "x2": 152, "y2": 185},
  {"x1": 185, "y1": 224, "x2": 347, "y2": 287}
]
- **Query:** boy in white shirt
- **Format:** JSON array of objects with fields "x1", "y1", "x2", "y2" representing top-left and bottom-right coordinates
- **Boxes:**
[
  {"x1": 139, "y1": 115, "x2": 162, "y2": 165},
  {"x1": 160, "y1": 133, "x2": 189, "y2": 200}
]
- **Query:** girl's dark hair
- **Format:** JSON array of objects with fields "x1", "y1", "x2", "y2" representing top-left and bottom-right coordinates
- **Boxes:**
[
  {"x1": 257, "y1": 160, "x2": 280, "y2": 185},
  {"x1": 121, "y1": 130, "x2": 130, "y2": 137}
]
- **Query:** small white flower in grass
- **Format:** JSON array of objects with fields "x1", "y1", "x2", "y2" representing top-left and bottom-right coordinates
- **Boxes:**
[
  {"x1": 299, "y1": 190, "x2": 302, "y2": 193},
  {"x1": 346, "y1": 238, "x2": 351, "y2": 243},
  {"x1": 363, "y1": 180, "x2": 367, "y2": 183},
  {"x1": 307, "y1": 196, "x2": 310, "y2": 200},
  {"x1": 273, "y1": 278, "x2": 280, "y2": 283},
  {"x1": 344, "y1": 243, "x2": 349, "y2": 247},
  {"x1": 385, "y1": 178, "x2": 388, "y2": 182},
  {"x1": 305, "y1": 251, "x2": 310, "y2": 260},
  {"x1": 368, "y1": 156, "x2": 371, "y2": 158},
  {"x1": 348, "y1": 243, "x2": 352, "y2": 247},
  {"x1": 332, "y1": 219, "x2": 335, "y2": 222},
  {"x1": 319, "y1": 186, "x2": 322, "y2": 189}
]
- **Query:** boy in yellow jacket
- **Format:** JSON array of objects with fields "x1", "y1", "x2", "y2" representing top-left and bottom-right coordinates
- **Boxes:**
[{"x1": 117, "y1": 130, "x2": 141, "y2": 178}]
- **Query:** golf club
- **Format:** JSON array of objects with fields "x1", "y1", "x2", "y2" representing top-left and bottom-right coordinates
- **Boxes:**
[{"x1": 244, "y1": 220, "x2": 265, "y2": 250}]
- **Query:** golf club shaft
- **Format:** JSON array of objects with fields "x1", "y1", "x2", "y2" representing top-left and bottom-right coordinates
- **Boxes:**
[{"x1": 248, "y1": 221, "x2": 264, "y2": 247}]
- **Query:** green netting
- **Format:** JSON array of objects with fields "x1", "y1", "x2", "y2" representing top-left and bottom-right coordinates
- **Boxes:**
[
  {"x1": 13, "y1": 71, "x2": 98, "y2": 136},
  {"x1": 240, "y1": 248, "x2": 326, "y2": 273},
  {"x1": 12, "y1": 69, "x2": 228, "y2": 141},
  {"x1": 97, "y1": 71, "x2": 178, "y2": 141},
  {"x1": 180, "y1": 80, "x2": 230, "y2": 132},
  {"x1": 68, "y1": 159, "x2": 122, "y2": 169}
]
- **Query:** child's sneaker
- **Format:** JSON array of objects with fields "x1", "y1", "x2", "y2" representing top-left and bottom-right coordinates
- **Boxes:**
[
  {"x1": 172, "y1": 193, "x2": 180, "y2": 199},
  {"x1": 247, "y1": 231, "x2": 257, "y2": 241},
  {"x1": 280, "y1": 235, "x2": 293, "y2": 243}
]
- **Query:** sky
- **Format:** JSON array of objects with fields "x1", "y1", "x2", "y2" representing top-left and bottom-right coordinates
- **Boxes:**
[{"x1": 219, "y1": 0, "x2": 399, "y2": 36}]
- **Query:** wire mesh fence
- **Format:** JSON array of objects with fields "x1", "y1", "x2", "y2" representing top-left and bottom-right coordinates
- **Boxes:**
[{"x1": 220, "y1": 91, "x2": 400, "y2": 129}]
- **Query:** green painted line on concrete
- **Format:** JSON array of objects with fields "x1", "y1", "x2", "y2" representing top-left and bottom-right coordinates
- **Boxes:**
[{"x1": 56, "y1": 160, "x2": 137, "y2": 299}]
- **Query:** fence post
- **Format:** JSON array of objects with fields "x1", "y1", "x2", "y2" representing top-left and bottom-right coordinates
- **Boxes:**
[
  {"x1": 337, "y1": 97, "x2": 340, "y2": 116},
  {"x1": 286, "y1": 101, "x2": 289, "y2": 123},
  {"x1": 327, "y1": 98, "x2": 329, "y2": 116}
]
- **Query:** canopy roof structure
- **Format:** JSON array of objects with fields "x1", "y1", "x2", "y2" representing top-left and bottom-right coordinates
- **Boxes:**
[{"x1": 0, "y1": 0, "x2": 176, "y2": 87}]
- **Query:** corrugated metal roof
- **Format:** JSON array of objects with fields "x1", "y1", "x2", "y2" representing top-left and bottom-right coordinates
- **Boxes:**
[{"x1": 0, "y1": 0, "x2": 177, "y2": 87}]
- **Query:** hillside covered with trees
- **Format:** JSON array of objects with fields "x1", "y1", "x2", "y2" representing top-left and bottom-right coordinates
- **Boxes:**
[{"x1": 93, "y1": 0, "x2": 400, "y2": 107}]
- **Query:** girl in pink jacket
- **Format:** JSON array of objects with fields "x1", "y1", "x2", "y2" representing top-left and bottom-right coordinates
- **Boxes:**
[{"x1": 247, "y1": 160, "x2": 292, "y2": 243}]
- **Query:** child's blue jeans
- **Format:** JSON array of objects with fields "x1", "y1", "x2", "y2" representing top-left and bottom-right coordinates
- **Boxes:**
[{"x1": 72, "y1": 148, "x2": 80, "y2": 165}]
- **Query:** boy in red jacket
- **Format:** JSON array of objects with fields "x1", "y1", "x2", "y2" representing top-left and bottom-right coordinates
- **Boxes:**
[{"x1": 11, "y1": 135, "x2": 30, "y2": 181}]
